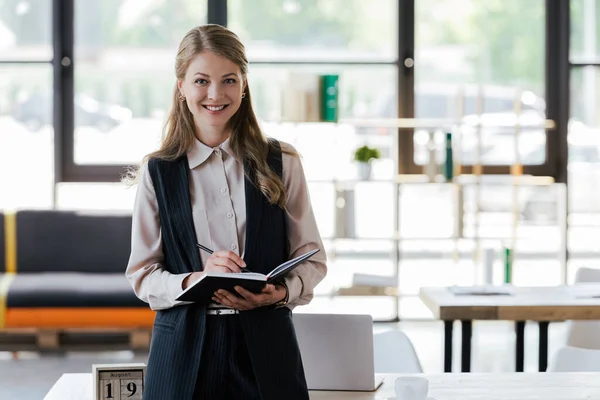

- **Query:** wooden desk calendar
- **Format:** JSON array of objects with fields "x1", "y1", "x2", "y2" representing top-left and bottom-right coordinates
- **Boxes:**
[{"x1": 92, "y1": 363, "x2": 146, "y2": 400}]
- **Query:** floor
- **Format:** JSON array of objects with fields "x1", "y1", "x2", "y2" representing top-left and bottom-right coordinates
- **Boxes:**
[{"x1": 0, "y1": 320, "x2": 570, "y2": 399}]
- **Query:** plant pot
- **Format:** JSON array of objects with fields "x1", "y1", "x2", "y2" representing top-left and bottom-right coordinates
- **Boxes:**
[{"x1": 357, "y1": 162, "x2": 372, "y2": 180}]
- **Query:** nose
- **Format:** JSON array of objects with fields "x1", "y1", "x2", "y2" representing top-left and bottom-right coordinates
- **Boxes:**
[{"x1": 207, "y1": 83, "x2": 223, "y2": 100}]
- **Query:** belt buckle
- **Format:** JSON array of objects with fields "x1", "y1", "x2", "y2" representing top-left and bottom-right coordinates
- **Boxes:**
[{"x1": 208, "y1": 308, "x2": 239, "y2": 315}]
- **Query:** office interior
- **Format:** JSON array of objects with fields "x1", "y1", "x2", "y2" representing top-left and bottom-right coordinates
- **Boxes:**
[{"x1": 1, "y1": 0, "x2": 600, "y2": 398}]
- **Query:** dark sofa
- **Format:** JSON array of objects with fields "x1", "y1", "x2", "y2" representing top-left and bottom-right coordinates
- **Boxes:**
[{"x1": 0, "y1": 210, "x2": 154, "y2": 345}]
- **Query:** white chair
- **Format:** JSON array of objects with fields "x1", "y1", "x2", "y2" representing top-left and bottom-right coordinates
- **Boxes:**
[
  {"x1": 574, "y1": 267, "x2": 600, "y2": 283},
  {"x1": 373, "y1": 330, "x2": 423, "y2": 373},
  {"x1": 548, "y1": 346, "x2": 600, "y2": 372},
  {"x1": 565, "y1": 267, "x2": 600, "y2": 349}
]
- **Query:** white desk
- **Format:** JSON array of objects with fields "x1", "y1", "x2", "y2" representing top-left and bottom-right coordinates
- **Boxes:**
[{"x1": 45, "y1": 372, "x2": 600, "y2": 399}]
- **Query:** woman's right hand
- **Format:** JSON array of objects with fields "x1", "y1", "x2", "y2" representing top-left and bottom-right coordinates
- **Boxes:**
[{"x1": 182, "y1": 251, "x2": 247, "y2": 289}]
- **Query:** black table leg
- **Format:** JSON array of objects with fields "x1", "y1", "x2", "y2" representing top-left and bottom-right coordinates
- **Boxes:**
[
  {"x1": 461, "y1": 320, "x2": 472, "y2": 372},
  {"x1": 538, "y1": 321, "x2": 550, "y2": 372},
  {"x1": 444, "y1": 320, "x2": 454, "y2": 372},
  {"x1": 515, "y1": 321, "x2": 526, "y2": 372}
]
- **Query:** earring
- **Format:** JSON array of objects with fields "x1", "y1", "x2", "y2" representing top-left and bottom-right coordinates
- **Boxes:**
[
  {"x1": 179, "y1": 94, "x2": 186, "y2": 101},
  {"x1": 241, "y1": 93, "x2": 246, "y2": 99}
]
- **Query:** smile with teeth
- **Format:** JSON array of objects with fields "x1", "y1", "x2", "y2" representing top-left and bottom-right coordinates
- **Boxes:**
[{"x1": 203, "y1": 104, "x2": 228, "y2": 112}]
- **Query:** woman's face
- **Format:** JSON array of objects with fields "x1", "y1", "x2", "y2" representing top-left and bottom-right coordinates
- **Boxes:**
[{"x1": 178, "y1": 51, "x2": 245, "y2": 132}]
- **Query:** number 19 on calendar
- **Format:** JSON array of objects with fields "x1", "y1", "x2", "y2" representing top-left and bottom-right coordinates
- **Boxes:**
[{"x1": 93, "y1": 363, "x2": 146, "y2": 400}]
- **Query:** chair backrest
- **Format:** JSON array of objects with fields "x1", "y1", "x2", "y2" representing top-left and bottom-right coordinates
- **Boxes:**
[
  {"x1": 14, "y1": 210, "x2": 132, "y2": 274},
  {"x1": 565, "y1": 267, "x2": 600, "y2": 349},
  {"x1": 575, "y1": 267, "x2": 600, "y2": 283},
  {"x1": 373, "y1": 329, "x2": 423, "y2": 373},
  {"x1": 548, "y1": 346, "x2": 600, "y2": 372}
]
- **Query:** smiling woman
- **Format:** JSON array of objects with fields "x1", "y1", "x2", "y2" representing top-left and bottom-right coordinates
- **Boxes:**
[{"x1": 124, "y1": 24, "x2": 327, "y2": 400}]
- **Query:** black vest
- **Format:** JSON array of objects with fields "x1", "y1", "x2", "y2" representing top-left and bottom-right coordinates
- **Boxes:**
[{"x1": 144, "y1": 140, "x2": 308, "y2": 400}]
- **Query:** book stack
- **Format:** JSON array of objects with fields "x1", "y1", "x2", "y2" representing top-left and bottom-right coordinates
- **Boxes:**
[
  {"x1": 281, "y1": 73, "x2": 339, "y2": 123},
  {"x1": 335, "y1": 286, "x2": 398, "y2": 297},
  {"x1": 334, "y1": 273, "x2": 398, "y2": 297}
]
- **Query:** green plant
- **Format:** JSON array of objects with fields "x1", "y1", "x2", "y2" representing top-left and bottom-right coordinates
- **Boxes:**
[{"x1": 353, "y1": 145, "x2": 381, "y2": 163}]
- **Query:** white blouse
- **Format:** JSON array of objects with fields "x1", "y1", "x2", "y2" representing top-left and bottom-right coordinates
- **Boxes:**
[{"x1": 126, "y1": 137, "x2": 327, "y2": 311}]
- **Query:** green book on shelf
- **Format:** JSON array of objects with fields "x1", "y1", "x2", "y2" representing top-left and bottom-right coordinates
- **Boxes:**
[
  {"x1": 444, "y1": 132, "x2": 454, "y2": 181},
  {"x1": 320, "y1": 74, "x2": 339, "y2": 122}
]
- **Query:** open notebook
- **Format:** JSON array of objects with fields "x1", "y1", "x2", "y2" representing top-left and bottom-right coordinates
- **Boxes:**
[{"x1": 176, "y1": 249, "x2": 320, "y2": 303}]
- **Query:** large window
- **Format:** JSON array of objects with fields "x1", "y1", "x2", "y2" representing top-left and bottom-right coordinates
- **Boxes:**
[
  {"x1": 228, "y1": 0, "x2": 396, "y2": 62},
  {"x1": 0, "y1": 0, "x2": 54, "y2": 210},
  {"x1": 414, "y1": 0, "x2": 547, "y2": 171},
  {"x1": 73, "y1": 0, "x2": 207, "y2": 166}
]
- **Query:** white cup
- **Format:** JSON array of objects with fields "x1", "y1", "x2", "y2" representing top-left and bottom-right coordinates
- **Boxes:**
[{"x1": 394, "y1": 376, "x2": 429, "y2": 400}]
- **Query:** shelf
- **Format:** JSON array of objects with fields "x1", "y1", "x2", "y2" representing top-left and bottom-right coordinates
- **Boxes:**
[
  {"x1": 334, "y1": 285, "x2": 399, "y2": 297},
  {"x1": 265, "y1": 117, "x2": 557, "y2": 130},
  {"x1": 324, "y1": 236, "x2": 541, "y2": 241},
  {"x1": 307, "y1": 175, "x2": 556, "y2": 186}
]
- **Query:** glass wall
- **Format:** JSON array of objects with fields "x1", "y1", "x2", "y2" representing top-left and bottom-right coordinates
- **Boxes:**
[
  {"x1": 3, "y1": 1, "x2": 597, "y2": 320},
  {"x1": 568, "y1": 0, "x2": 600, "y2": 282}
]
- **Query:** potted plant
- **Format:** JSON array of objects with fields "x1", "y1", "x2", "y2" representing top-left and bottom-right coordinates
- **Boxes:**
[{"x1": 353, "y1": 145, "x2": 381, "y2": 180}]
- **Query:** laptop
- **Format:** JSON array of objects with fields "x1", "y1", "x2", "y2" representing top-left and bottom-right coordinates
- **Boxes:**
[{"x1": 292, "y1": 313, "x2": 384, "y2": 391}]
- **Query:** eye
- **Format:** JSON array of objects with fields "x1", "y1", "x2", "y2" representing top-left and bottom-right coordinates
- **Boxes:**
[
  {"x1": 224, "y1": 78, "x2": 236, "y2": 84},
  {"x1": 194, "y1": 78, "x2": 207, "y2": 85}
]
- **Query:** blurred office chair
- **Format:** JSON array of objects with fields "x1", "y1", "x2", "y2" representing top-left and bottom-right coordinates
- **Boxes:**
[
  {"x1": 574, "y1": 266, "x2": 600, "y2": 284},
  {"x1": 565, "y1": 267, "x2": 600, "y2": 349},
  {"x1": 373, "y1": 330, "x2": 423, "y2": 373},
  {"x1": 547, "y1": 346, "x2": 600, "y2": 372}
]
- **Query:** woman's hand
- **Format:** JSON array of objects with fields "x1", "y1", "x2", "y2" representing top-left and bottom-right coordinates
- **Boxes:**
[
  {"x1": 182, "y1": 250, "x2": 246, "y2": 290},
  {"x1": 212, "y1": 283, "x2": 287, "y2": 310}
]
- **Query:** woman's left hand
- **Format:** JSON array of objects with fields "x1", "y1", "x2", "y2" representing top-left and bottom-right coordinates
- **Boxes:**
[{"x1": 212, "y1": 284, "x2": 287, "y2": 310}]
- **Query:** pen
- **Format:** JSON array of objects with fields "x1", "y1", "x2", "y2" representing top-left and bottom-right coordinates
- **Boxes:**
[
  {"x1": 196, "y1": 243, "x2": 250, "y2": 272},
  {"x1": 196, "y1": 243, "x2": 214, "y2": 255}
]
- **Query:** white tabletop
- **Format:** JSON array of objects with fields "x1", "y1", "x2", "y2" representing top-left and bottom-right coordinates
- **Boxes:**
[{"x1": 45, "y1": 372, "x2": 600, "y2": 400}]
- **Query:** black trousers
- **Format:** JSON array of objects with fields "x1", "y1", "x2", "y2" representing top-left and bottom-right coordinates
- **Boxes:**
[{"x1": 193, "y1": 314, "x2": 262, "y2": 400}]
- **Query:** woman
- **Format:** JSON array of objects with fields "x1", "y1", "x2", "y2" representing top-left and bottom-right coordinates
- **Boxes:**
[{"x1": 125, "y1": 24, "x2": 327, "y2": 400}]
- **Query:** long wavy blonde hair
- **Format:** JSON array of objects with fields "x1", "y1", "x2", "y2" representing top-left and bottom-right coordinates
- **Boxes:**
[{"x1": 126, "y1": 24, "x2": 296, "y2": 208}]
